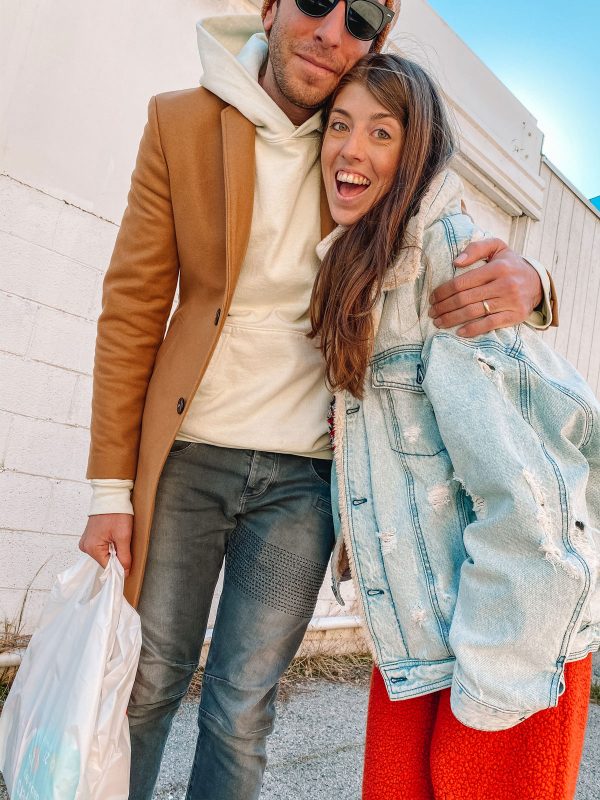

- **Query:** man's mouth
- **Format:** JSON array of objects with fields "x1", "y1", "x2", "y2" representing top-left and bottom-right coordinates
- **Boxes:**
[
  {"x1": 296, "y1": 53, "x2": 338, "y2": 76},
  {"x1": 335, "y1": 170, "x2": 372, "y2": 199}
]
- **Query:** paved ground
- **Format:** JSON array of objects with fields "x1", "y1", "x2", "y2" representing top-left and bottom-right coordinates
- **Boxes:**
[
  {"x1": 1, "y1": 676, "x2": 599, "y2": 798},
  {"x1": 154, "y1": 683, "x2": 599, "y2": 800}
]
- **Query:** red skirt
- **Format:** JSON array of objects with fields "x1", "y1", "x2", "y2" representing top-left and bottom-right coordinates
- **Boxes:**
[{"x1": 362, "y1": 656, "x2": 592, "y2": 800}]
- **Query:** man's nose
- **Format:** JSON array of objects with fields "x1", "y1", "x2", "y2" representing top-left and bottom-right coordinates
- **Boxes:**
[{"x1": 314, "y1": 1, "x2": 346, "y2": 48}]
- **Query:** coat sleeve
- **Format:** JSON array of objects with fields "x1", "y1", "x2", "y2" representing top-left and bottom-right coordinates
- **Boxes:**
[
  {"x1": 418, "y1": 217, "x2": 594, "y2": 731},
  {"x1": 87, "y1": 96, "x2": 180, "y2": 480}
]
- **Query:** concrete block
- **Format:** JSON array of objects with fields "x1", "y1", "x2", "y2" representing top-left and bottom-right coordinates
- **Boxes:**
[
  {"x1": 53, "y1": 202, "x2": 118, "y2": 271},
  {"x1": 43, "y1": 479, "x2": 91, "y2": 537},
  {"x1": 0, "y1": 352, "x2": 78, "y2": 423},
  {"x1": 87, "y1": 271, "x2": 104, "y2": 320},
  {"x1": 0, "y1": 530, "x2": 79, "y2": 592},
  {"x1": 0, "y1": 293, "x2": 37, "y2": 355},
  {"x1": 68, "y1": 374, "x2": 93, "y2": 428},
  {"x1": 28, "y1": 306, "x2": 96, "y2": 374},
  {"x1": 0, "y1": 176, "x2": 62, "y2": 251},
  {"x1": 0, "y1": 471, "x2": 53, "y2": 530},
  {"x1": 0, "y1": 231, "x2": 99, "y2": 318},
  {"x1": 4, "y1": 416, "x2": 90, "y2": 482},
  {"x1": 0, "y1": 410, "x2": 12, "y2": 463}
]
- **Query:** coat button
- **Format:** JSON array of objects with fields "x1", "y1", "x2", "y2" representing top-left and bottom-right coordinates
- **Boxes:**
[
  {"x1": 214, "y1": 308, "x2": 221, "y2": 325},
  {"x1": 177, "y1": 397, "x2": 185, "y2": 414}
]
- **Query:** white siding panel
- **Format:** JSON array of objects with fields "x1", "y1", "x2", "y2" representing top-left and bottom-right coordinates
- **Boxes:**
[
  {"x1": 566, "y1": 212, "x2": 597, "y2": 368},
  {"x1": 578, "y1": 224, "x2": 600, "y2": 380},
  {"x1": 554, "y1": 200, "x2": 585, "y2": 356}
]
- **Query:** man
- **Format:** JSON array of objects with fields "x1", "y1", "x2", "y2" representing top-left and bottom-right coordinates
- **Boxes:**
[{"x1": 79, "y1": 2, "x2": 555, "y2": 798}]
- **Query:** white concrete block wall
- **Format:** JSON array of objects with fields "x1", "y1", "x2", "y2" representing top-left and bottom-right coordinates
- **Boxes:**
[{"x1": 0, "y1": 175, "x2": 118, "y2": 632}]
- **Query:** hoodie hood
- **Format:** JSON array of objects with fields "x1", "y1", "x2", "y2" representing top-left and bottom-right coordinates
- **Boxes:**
[
  {"x1": 197, "y1": 15, "x2": 322, "y2": 141},
  {"x1": 317, "y1": 170, "x2": 465, "y2": 291}
]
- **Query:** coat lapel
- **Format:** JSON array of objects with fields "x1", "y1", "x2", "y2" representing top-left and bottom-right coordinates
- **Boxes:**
[{"x1": 221, "y1": 106, "x2": 256, "y2": 298}]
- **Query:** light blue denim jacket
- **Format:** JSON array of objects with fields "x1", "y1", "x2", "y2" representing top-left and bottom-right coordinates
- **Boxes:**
[{"x1": 324, "y1": 170, "x2": 600, "y2": 731}]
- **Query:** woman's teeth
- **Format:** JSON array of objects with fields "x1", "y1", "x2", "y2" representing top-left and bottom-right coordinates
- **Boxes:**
[{"x1": 336, "y1": 171, "x2": 371, "y2": 186}]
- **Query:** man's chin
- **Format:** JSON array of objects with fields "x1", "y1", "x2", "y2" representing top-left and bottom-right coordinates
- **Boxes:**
[{"x1": 283, "y1": 80, "x2": 337, "y2": 112}]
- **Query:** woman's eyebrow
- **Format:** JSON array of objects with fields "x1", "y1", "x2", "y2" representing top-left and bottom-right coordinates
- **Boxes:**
[{"x1": 330, "y1": 107, "x2": 396, "y2": 122}]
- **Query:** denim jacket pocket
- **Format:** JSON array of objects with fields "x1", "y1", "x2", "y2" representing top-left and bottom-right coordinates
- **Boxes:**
[{"x1": 372, "y1": 347, "x2": 445, "y2": 457}]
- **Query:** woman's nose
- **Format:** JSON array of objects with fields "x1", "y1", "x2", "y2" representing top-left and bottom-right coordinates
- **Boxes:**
[{"x1": 340, "y1": 132, "x2": 366, "y2": 162}]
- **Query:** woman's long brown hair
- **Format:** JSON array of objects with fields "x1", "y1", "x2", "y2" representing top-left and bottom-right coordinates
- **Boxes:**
[{"x1": 309, "y1": 53, "x2": 456, "y2": 398}]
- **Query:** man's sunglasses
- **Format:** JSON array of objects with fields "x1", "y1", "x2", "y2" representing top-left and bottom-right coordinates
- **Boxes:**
[{"x1": 295, "y1": 0, "x2": 395, "y2": 42}]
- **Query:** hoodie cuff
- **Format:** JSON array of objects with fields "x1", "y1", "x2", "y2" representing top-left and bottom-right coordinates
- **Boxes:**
[
  {"x1": 523, "y1": 257, "x2": 554, "y2": 330},
  {"x1": 89, "y1": 479, "x2": 134, "y2": 516}
]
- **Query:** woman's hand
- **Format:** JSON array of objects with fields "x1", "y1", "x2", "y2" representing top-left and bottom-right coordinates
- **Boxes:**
[{"x1": 428, "y1": 238, "x2": 544, "y2": 337}]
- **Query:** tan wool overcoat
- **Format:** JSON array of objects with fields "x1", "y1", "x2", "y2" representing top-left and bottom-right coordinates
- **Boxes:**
[{"x1": 87, "y1": 88, "x2": 334, "y2": 607}]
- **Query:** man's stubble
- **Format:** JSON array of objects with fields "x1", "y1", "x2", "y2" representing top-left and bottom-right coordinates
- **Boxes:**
[{"x1": 267, "y1": 12, "x2": 344, "y2": 112}]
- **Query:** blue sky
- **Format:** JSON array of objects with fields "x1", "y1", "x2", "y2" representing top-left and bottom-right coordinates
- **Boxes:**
[{"x1": 428, "y1": 0, "x2": 600, "y2": 200}]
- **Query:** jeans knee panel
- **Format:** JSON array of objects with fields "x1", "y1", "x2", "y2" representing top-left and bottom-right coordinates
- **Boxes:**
[
  {"x1": 199, "y1": 672, "x2": 278, "y2": 739},
  {"x1": 224, "y1": 523, "x2": 327, "y2": 618}
]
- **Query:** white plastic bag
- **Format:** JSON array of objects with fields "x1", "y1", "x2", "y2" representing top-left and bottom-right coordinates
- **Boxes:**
[{"x1": 0, "y1": 549, "x2": 141, "y2": 799}]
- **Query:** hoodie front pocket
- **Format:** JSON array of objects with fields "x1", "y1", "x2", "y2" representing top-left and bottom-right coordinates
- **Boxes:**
[{"x1": 372, "y1": 347, "x2": 445, "y2": 457}]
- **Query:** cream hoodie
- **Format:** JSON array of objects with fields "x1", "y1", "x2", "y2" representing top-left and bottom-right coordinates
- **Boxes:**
[{"x1": 90, "y1": 16, "x2": 332, "y2": 515}]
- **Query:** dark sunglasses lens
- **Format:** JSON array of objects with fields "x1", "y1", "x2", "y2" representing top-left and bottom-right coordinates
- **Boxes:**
[
  {"x1": 296, "y1": 0, "x2": 337, "y2": 17},
  {"x1": 347, "y1": 1, "x2": 385, "y2": 40}
]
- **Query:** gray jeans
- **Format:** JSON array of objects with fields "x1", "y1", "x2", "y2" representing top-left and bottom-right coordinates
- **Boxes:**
[{"x1": 127, "y1": 442, "x2": 334, "y2": 800}]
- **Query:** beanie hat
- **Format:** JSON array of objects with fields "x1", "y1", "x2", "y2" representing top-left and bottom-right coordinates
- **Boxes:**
[{"x1": 261, "y1": 1, "x2": 399, "y2": 53}]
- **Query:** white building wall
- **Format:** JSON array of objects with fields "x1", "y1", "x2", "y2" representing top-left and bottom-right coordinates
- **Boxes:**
[
  {"x1": 0, "y1": 175, "x2": 118, "y2": 627},
  {"x1": 0, "y1": 0, "x2": 597, "y2": 638},
  {"x1": 525, "y1": 160, "x2": 600, "y2": 395}
]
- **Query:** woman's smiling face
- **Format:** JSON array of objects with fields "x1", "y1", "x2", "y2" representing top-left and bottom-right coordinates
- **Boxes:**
[{"x1": 321, "y1": 82, "x2": 404, "y2": 226}]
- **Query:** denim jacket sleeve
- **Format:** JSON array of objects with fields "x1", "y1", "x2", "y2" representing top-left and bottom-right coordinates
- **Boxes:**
[{"x1": 418, "y1": 214, "x2": 598, "y2": 731}]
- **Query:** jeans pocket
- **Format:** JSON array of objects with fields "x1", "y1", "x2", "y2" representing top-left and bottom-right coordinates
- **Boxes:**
[
  {"x1": 310, "y1": 457, "x2": 332, "y2": 486},
  {"x1": 167, "y1": 440, "x2": 196, "y2": 457}
]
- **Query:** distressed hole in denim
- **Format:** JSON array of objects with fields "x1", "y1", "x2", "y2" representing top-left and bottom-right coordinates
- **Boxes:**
[
  {"x1": 538, "y1": 541, "x2": 581, "y2": 580},
  {"x1": 367, "y1": 589, "x2": 385, "y2": 597},
  {"x1": 224, "y1": 523, "x2": 326, "y2": 618},
  {"x1": 391, "y1": 676, "x2": 408, "y2": 683},
  {"x1": 404, "y1": 425, "x2": 422, "y2": 444},
  {"x1": 377, "y1": 530, "x2": 397, "y2": 555},
  {"x1": 411, "y1": 606, "x2": 427, "y2": 627},
  {"x1": 475, "y1": 351, "x2": 508, "y2": 400},
  {"x1": 523, "y1": 468, "x2": 553, "y2": 537},
  {"x1": 453, "y1": 473, "x2": 487, "y2": 519},
  {"x1": 428, "y1": 483, "x2": 452, "y2": 510}
]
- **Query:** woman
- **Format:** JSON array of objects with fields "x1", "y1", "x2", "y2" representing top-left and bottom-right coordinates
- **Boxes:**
[{"x1": 310, "y1": 53, "x2": 599, "y2": 799}]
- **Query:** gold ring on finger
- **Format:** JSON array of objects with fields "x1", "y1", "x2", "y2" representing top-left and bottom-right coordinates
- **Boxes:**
[{"x1": 482, "y1": 300, "x2": 491, "y2": 316}]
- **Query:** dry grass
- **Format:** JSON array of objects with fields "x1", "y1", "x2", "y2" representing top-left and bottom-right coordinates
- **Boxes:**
[
  {"x1": 0, "y1": 560, "x2": 47, "y2": 709},
  {"x1": 0, "y1": 623, "x2": 30, "y2": 709}
]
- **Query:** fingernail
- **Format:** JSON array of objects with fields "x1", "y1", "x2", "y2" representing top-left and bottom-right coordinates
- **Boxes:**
[
  {"x1": 454, "y1": 254, "x2": 467, "y2": 265},
  {"x1": 428, "y1": 307, "x2": 435, "y2": 318}
]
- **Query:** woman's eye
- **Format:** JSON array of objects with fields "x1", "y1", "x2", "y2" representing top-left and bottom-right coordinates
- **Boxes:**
[
  {"x1": 330, "y1": 120, "x2": 349, "y2": 132},
  {"x1": 374, "y1": 128, "x2": 391, "y2": 140}
]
